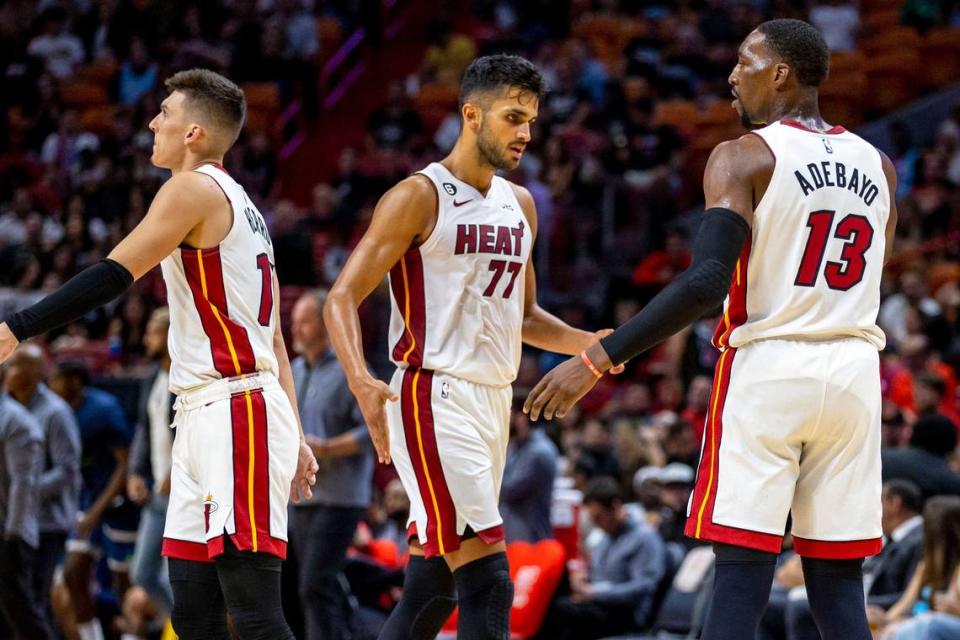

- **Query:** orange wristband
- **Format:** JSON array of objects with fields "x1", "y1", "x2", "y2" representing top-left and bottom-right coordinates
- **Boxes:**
[{"x1": 580, "y1": 351, "x2": 603, "y2": 378}]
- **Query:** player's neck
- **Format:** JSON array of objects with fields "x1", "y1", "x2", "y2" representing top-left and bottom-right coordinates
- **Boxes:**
[
  {"x1": 171, "y1": 152, "x2": 226, "y2": 175},
  {"x1": 8, "y1": 383, "x2": 37, "y2": 406},
  {"x1": 771, "y1": 91, "x2": 829, "y2": 131},
  {"x1": 442, "y1": 140, "x2": 496, "y2": 196}
]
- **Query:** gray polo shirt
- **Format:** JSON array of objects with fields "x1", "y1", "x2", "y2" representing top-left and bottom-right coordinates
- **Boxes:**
[
  {"x1": 589, "y1": 515, "x2": 668, "y2": 627},
  {"x1": 292, "y1": 351, "x2": 373, "y2": 508},
  {"x1": 0, "y1": 393, "x2": 43, "y2": 548},
  {"x1": 500, "y1": 428, "x2": 559, "y2": 543},
  {"x1": 26, "y1": 384, "x2": 81, "y2": 534}
]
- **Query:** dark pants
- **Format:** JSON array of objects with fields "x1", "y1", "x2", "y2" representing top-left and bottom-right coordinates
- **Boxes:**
[
  {"x1": 0, "y1": 538, "x2": 54, "y2": 639},
  {"x1": 33, "y1": 532, "x2": 66, "y2": 625},
  {"x1": 534, "y1": 597, "x2": 636, "y2": 640},
  {"x1": 289, "y1": 505, "x2": 366, "y2": 640}
]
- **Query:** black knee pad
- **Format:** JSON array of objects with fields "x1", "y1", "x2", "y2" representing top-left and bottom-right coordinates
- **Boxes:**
[
  {"x1": 483, "y1": 574, "x2": 514, "y2": 638},
  {"x1": 409, "y1": 594, "x2": 458, "y2": 637},
  {"x1": 454, "y1": 553, "x2": 513, "y2": 640},
  {"x1": 713, "y1": 542, "x2": 778, "y2": 565}
]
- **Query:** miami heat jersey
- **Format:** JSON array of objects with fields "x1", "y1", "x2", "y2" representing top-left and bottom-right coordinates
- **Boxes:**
[
  {"x1": 161, "y1": 164, "x2": 279, "y2": 394},
  {"x1": 715, "y1": 120, "x2": 889, "y2": 351},
  {"x1": 387, "y1": 163, "x2": 532, "y2": 387}
]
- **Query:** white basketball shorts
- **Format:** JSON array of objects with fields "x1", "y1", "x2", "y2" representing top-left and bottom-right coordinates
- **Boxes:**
[
  {"x1": 387, "y1": 367, "x2": 511, "y2": 558},
  {"x1": 162, "y1": 373, "x2": 300, "y2": 562},
  {"x1": 685, "y1": 337, "x2": 883, "y2": 559}
]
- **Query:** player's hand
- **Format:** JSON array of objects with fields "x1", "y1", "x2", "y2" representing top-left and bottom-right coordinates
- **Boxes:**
[
  {"x1": 351, "y1": 376, "x2": 398, "y2": 464},
  {"x1": 290, "y1": 439, "x2": 319, "y2": 504},
  {"x1": 593, "y1": 329, "x2": 625, "y2": 374},
  {"x1": 0, "y1": 323, "x2": 19, "y2": 365},
  {"x1": 524, "y1": 356, "x2": 601, "y2": 421},
  {"x1": 127, "y1": 473, "x2": 150, "y2": 506},
  {"x1": 76, "y1": 512, "x2": 99, "y2": 540}
]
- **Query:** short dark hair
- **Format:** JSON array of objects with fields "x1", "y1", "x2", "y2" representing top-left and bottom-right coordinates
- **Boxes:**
[
  {"x1": 756, "y1": 19, "x2": 830, "y2": 87},
  {"x1": 884, "y1": 479, "x2": 923, "y2": 514},
  {"x1": 916, "y1": 372, "x2": 946, "y2": 398},
  {"x1": 910, "y1": 414, "x2": 958, "y2": 457},
  {"x1": 459, "y1": 54, "x2": 546, "y2": 109},
  {"x1": 583, "y1": 476, "x2": 622, "y2": 510},
  {"x1": 53, "y1": 360, "x2": 90, "y2": 387},
  {"x1": 164, "y1": 69, "x2": 246, "y2": 144}
]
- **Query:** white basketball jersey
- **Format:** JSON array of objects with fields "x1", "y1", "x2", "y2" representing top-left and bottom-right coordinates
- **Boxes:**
[
  {"x1": 715, "y1": 120, "x2": 889, "y2": 350},
  {"x1": 161, "y1": 164, "x2": 279, "y2": 394},
  {"x1": 387, "y1": 163, "x2": 532, "y2": 387}
]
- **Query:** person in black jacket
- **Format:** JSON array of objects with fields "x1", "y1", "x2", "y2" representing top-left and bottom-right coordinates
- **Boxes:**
[
  {"x1": 125, "y1": 307, "x2": 175, "y2": 627},
  {"x1": 881, "y1": 415, "x2": 960, "y2": 501}
]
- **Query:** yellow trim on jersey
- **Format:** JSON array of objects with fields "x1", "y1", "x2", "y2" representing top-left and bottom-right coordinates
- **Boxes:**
[
  {"x1": 717, "y1": 258, "x2": 742, "y2": 349},
  {"x1": 411, "y1": 369, "x2": 445, "y2": 555},
  {"x1": 244, "y1": 390, "x2": 258, "y2": 552},
  {"x1": 695, "y1": 348, "x2": 731, "y2": 537},
  {"x1": 400, "y1": 256, "x2": 417, "y2": 363},
  {"x1": 195, "y1": 250, "x2": 243, "y2": 376}
]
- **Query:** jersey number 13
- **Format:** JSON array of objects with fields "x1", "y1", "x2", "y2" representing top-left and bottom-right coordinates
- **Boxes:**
[{"x1": 794, "y1": 210, "x2": 875, "y2": 291}]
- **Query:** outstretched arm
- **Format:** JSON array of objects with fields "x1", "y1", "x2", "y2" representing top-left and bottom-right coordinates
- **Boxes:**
[
  {"x1": 323, "y1": 176, "x2": 436, "y2": 463},
  {"x1": 513, "y1": 184, "x2": 604, "y2": 355},
  {"x1": 0, "y1": 172, "x2": 223, "y2": 363},
  {"x1": 524, "y1": 136, "x2": 769, "y2": 420}
]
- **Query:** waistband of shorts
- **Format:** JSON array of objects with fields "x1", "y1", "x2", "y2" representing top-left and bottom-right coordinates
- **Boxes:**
[
  {"x1": 739, "y1": 335, "x2": 878, "y2": 349},
  {"x1": 174, "y1": 372, "x2": 278, "y2": 412},
  {"x1": 394, "y1": 366, "x2": 513, "y2": 390}
]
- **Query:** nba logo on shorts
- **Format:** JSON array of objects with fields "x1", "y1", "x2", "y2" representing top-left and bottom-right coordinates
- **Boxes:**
[{"x1": 441, "y1": 381, "x2": 450, "y2": 399}]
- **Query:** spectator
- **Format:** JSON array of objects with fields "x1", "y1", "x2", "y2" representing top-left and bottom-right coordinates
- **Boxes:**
[
  {"x1": 500, "y1": 399, "x2": 559, "y2": 543},
  {"x1": 0, "y1": 369, "x2": 52, "y2": 638},
  {"x1": 631, "y1": 228, "x2": 692, "y2": 292},
  {"x1": 785, "y1": 479, "x2": 925, "y2": 640},
  {"x1": 367, "y1": 81, "x2": 423, "y2": 150},
  {"x1": 125, "y1": 307, "x2": 174, "y2": 626},
  {"x1": 914, "y1": 372, "x2": 960, "y2": 427},
  {"x1": 536, "y1": 477, "x2": 668, "y2": 639},
  {"x1": 40, "y1": 109, "x2": 100, "y2": 181},
  {"x1": 809, "y1": 0, "x2": 860, "y2": 51},
  {"x1": 27, "y1": 6, "x2": 85, "y2": 79},
  {"x1": 882, "y1": 414, "x2": 960, "y2": 501},
  {"x1": 117, "y1": 37, "x2": 157, "y2": 106},
  {"x1": 289, "y1": 290, "x2": 373, "y2": 640},
  {"x1": 4, "y1": 343, "x2": 81, "y2": 623},
  {"x1": 370, "y1": 478, "x2": 411, "y2": 555},
  {"x1": 51, "y1": 361, "x2": 137, "y2": 640},
  {"x1": 870, "y1": 496, "x2": 960, "y2": 638}
]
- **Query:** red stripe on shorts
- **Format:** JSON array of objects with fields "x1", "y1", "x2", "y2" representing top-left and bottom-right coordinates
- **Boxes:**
[
  {"x1": 713, "y1": 237, "x2": 752, "y2": 348},
  {"x1": 400, "y1": 369, "x2": 458, "y2": 558},
  {"x1": 229, "y1": 389, "x2": 277, "y2": 556},
  {"x1": 793, "y1": 536, "x2": 882, "y2": 559},
  {"x1": 683, "y1": 348, "x2": 782, "y2": 550}
]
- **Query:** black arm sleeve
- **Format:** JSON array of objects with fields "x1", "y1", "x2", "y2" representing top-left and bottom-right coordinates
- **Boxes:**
[
  {"x1": 600, "y1": 208, "x2": 750, "y2": 366},
  {"x1": 4, "y1": 259, "x2": 134, "y2": 341}
]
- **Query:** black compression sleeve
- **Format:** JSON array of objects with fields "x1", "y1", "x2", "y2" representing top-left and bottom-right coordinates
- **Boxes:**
[
  {"x1": 600, "y1": 208, "x2": 750, "y2": 366},
  {"x1": 4, "y1": 259, "x2": 134, "y2": 341}
]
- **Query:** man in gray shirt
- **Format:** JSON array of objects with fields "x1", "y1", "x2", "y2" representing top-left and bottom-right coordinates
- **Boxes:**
[
  {"x1": 500, "y1": 401, "x2": 558, "y2": 542},
  {"x1": 289, "y1": 290, "x2": 373, "y2": 640},
  {"x1": 5, "y1": 343, "x2": 81, "y2": 621},
  {"x1": 537, "y1": 476, "x2": 667, "y2": 640},
  {"x1": 0, "y1": 370, "x2": 53, "y2": 638}
]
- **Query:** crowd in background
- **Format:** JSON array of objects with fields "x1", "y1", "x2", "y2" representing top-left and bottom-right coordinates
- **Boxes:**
[{"x1": 1, "y1": 0, "x2": 960, "y2": 639}]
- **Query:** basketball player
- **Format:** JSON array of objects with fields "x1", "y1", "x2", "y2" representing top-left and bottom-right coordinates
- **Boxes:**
[
  {"x1": 324, "y1": 54, "x2": 617, "y2": 640},
  {"x1": 0, "y1": 69, "x2": 318, "y2": 640},
  {"x1": 525, "y1": 20, "x2": 897, "y2": 640}
]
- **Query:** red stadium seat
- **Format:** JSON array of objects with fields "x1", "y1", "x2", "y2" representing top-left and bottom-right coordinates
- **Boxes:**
[
  {"x1": 919, "y1": 27, "x2": 960, "y2": 89},
  {"x1": 80, "y1": 60, "x2": 118, "y2": 84},
  {"x1": 440, "y1": 540, "x2": 567, "y2": 639},
  {"x1": 653, "y1": 100, "x2": 699, "y2": 133},
  {"x1": 859, "y1": 26, "x2": 921, "y2": 58},
  {"x1": 59, "y1": 80, "x2": 110, "y2": 107},
  {"x1": 819, "y1": 67, "x2": 867, "y2": 127},
  {"x1": 242, "y1": 82, "x2": 281, "y2": 111},
  {"x1": 863, "y1": 8, "x2": 902, "y2": 35},
  {"x1": 863, "y1": 51, "x2": 920, "y2": 114},
  {"x1": 80, "y1": 105, "x2": 117, "y2": 135}
]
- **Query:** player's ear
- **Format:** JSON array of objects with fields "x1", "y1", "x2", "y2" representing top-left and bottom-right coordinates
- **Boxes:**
[
  {"x1": 773, "y1": 63, "x2": 791, "y2": 89},
  {"x1": 184, "y1": 123, "x2": 203, "y2": 145},
  {"x1": 462, "y1": 102, "x2": 481, "y2": 132}
]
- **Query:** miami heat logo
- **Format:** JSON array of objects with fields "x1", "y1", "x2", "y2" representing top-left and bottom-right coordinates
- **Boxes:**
[{"x1": 203, "y1": 493, "x2": 219, "y2": 534}]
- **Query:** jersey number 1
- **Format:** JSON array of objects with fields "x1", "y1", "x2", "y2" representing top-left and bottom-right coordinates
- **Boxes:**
[
  {"x1": 794, "y1": 210, "x2": 874, "y2": 291},
  {"x1": 256, "y1": 253, "x2": 273, "y2": 326}
]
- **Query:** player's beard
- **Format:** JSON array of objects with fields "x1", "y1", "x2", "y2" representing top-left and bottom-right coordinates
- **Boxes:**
[{"x1": 476, "y1": 119, "x2": 515, "y2": 170}]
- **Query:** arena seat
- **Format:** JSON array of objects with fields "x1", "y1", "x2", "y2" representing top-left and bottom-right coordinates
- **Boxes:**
[
  {"x1": 859, "y1": 26, "x2": 921, "y2": 58},
  {"x1": 80, "y1": 60, "x2": 118, "y2": 84},
  {"x1": 918, "y1": 27, "x2": 960, "y2": 89},
  {"x1": 864, "y1": 51, "x2": 920, "y2": 114},
  {"x1": 863, "y1": 8, "x2": 902, "y2": 35},
  {"x1": 80, "y1": 105, "x2": 117, "y2": 135},
  {"x1": 439, "y1": 539, "x2": 567, "y2": 639},
  {"x1": 59, "y1": 80, "x2": 110, "y2": 107},
  {"x1": 819, "y1": 67, "x2": 866, "y2": 127},
  {"x1": 652, "y1": 100, "x2": 698, "y2": 133}
]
